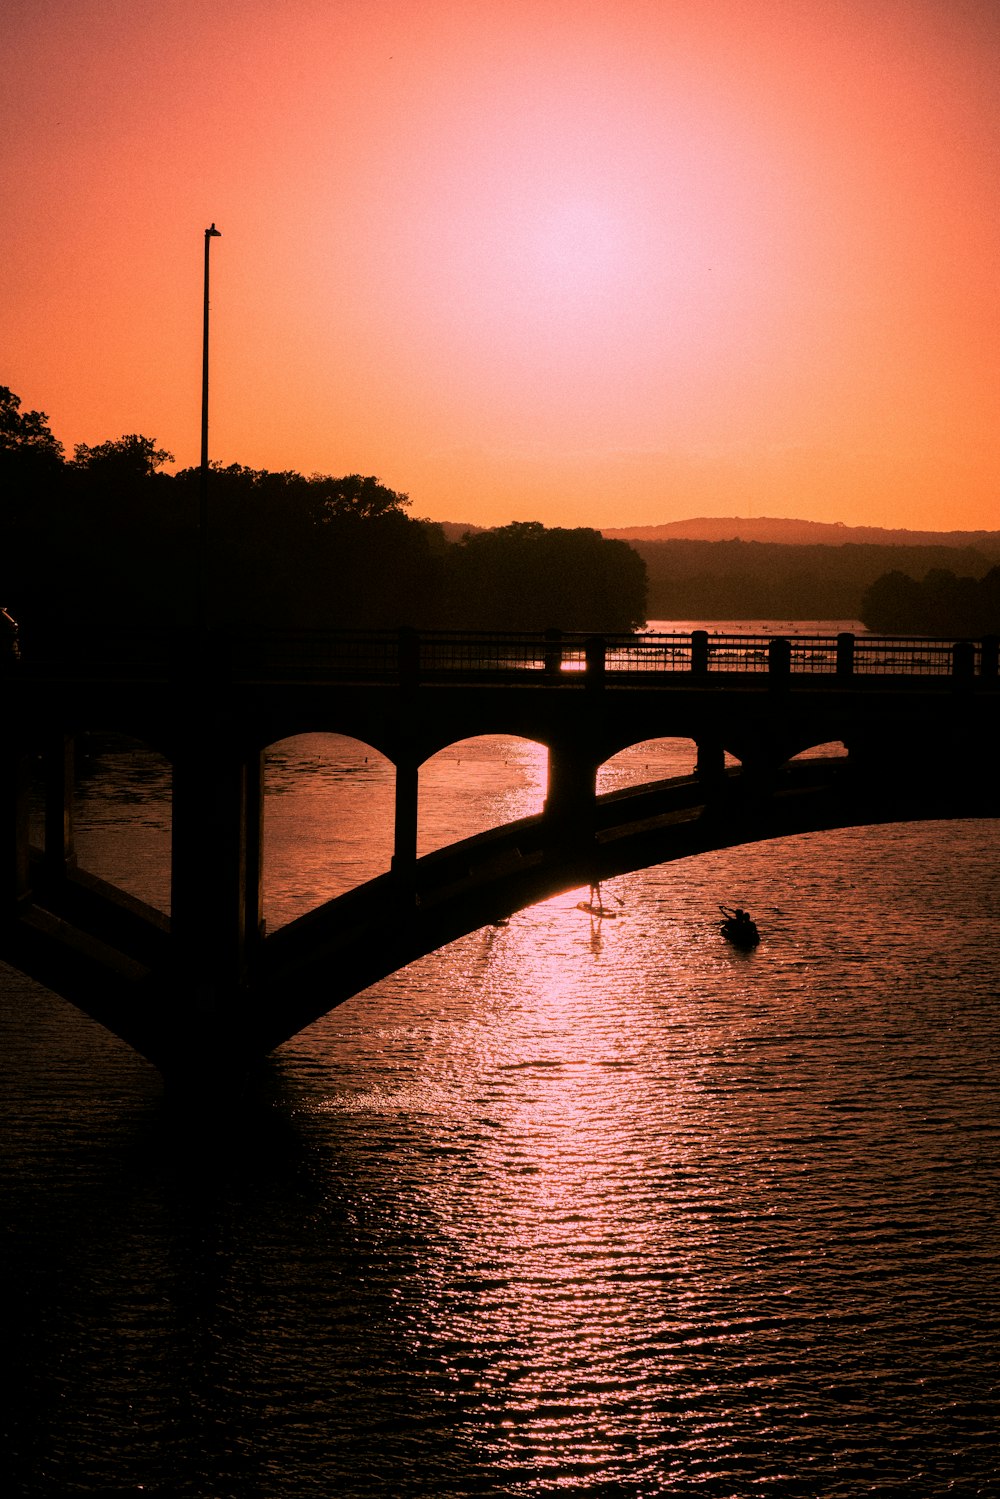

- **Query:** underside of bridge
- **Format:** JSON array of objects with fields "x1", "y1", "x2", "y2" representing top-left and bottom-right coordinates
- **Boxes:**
[{"x1": 3, "y1": 749, "x2": 998, "y2": 1096}]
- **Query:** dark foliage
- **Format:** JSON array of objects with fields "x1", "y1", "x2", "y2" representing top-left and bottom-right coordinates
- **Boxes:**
[
  {"x1": 0, "y1": 386, "x2": 64, "y2": 469},
  {"x1": 860, "y1": 567, "x2": 1000, "y2": 635},
  {"x1": 0, "y1": 388, "x2": 648, "y2": 656},
  {"x1": 73, "y1": 434, "x2": 175, "y2": 480},
  {"x1": 635, "y1": 538, "x2": 999, "y2": 621},
  {"x1": 441, "y1": 521, "x2": 646, "y2": 631}
]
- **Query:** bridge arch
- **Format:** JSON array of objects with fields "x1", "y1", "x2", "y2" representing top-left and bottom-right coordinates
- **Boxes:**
[
  {"x1": 28, "y1": 727, "x2": 173, "y2": 915},
  {"x1": 263, "y1": 732, "x2": 395, "y2": 928},
  {"x1": 253, "y1": 710, "x2": 399, "y2": 765},
  {"x1": 417, "y1": 733, "x2": 548, "y2": 858},
  {"x1": 76, "y1": 732, "x2": 173, "y2": 912},
  {"x1": 787, "y1": 738, "x2": 847, "y2": 763},
  {"x1": 597, "y1": 735, "x2": 703, "y2": 794}
]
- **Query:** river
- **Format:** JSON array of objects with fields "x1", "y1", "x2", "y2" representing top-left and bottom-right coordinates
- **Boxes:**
[{"x1": 1, "y1": 623, "x2": 997, "y2": 1497}]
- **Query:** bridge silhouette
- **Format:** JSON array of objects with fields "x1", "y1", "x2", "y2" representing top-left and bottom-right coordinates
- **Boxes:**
[{"x1": 3, "y1": 627, "x2": 998, "y2": 1093}]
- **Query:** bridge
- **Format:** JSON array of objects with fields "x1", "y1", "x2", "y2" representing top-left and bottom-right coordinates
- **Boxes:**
[{"x1": 3, "y1": 627, "x2": 998, "y2": 1093}]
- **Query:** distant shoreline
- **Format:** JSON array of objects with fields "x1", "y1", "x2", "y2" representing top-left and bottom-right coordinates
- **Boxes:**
[
  {"x1": 436, "y1": 517, "x2": 1000, "y2": 552},
  {"x1": 643, "y1": 618, "x2": 866, "y2": 633},
  {"x1": 602, "y1": 517, "x2": 1000, "y2": 551}
]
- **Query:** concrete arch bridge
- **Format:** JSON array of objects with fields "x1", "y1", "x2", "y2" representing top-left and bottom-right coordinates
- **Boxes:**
[{"x1": 2, "y1": 627, "x2": 998, "y2": 1089}]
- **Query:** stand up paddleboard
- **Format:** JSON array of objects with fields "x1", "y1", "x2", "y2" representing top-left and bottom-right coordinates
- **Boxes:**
[{"x1": 577, "y1": 884, "x2": 620, "y2": 919}]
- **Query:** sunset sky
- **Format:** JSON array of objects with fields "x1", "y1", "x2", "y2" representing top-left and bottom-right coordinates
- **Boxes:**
[{"x1": 5, "y1": 0, "x2": 998, "y2": 531}]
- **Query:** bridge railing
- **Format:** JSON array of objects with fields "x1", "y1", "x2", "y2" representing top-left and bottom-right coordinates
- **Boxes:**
[
  {"x1": 12, "y1": 628, "x2": 998, "y2": 685},
  {"x1": 568, "y1": 631, "x2": 994, "y2": 681},
  {"x1": 238, "y1": 628, "x2": 996, "y2": 684},
  {"x1": 848, "y1": 636, "x2": 971, "y2": 677},
  {"x1": 232, "y1": 629, "x2": 401, "y2": 680}
]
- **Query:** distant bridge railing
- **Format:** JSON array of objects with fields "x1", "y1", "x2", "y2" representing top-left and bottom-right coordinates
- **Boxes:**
[{"x1": 13, "y1": 628, "x2": 1000, "y2": 685}]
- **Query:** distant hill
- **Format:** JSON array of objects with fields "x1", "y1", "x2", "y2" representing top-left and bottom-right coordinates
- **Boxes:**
[
  {"x1": 426, "y1": 520, "x2": 484, "y2": 542},
  {"x1": 601, "y1": 517, "x2": 1000, "y2": 552}
]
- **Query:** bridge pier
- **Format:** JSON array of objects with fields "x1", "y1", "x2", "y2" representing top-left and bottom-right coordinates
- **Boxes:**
[
  {"x1": 545, "y1": 742, "x2": 598, "y2": 856},
  {"x1": 1, "y1": 736, "x2": 32, "y2": 911},
  {"x1": 149, "y1": 710, "x2": 267, "y2": 1098},
  {"x1": 695, "y1": 737, "x2": 727, "y2": 782},
  {"x1": 41, "y1": 731, "x2": 76, "y2": 884},
  {"x1": 171, "y1": 727, "x2": 263, "y2": 988},
  {"x1": 2, "y1": 730, "x2": 78, "y2": 912},
  {"x1": 392, "y1": 754, "x2": 419, "y2": 874}
]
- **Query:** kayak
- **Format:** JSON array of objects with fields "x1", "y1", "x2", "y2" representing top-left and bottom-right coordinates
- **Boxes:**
[{"x1": 720, "y1": 916, "x2": 759, "y2": 948}]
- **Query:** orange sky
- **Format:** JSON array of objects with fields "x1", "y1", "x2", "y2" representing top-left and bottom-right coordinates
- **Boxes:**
[{"x1": 4, "y1": 0, "x2": 998, "y2": 531}]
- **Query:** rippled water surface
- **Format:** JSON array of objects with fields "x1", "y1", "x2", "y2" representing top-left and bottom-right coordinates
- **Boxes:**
[{"x1": 2, "y1": 695, "x2": 998, "y2": 1496}]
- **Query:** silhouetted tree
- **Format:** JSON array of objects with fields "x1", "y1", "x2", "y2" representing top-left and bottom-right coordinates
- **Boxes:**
[
  {"x1": 860, "y1": 570, "x2": 922, "y2": 632},
  {"x1": 637, "y1": 539, "x2": 999, "y2": 621},
  {"x1": 0, "y1": 388, "x2": 66, "y2": 626},
  {"x1": 0, "y1": 386, "x2": 64, "y2": 467},
  {"x1": 861, "y1": 566, "x2": 1000, "y2": 635},
  {"x1": 170, "y1": 464, "x2": 434, "y2": 629},
  {"x1": 979, "y1": 567, "x2": 1000, "y2": 631},
  {"x1": 443, "y1": 521, "x2": 647, "y2": 631},
  {"x1": 2, "y1": 384, "x2": 651, "y2": 654},
  {"x1": 72, "y1": 433, "x2": 174, "y2": 481}
]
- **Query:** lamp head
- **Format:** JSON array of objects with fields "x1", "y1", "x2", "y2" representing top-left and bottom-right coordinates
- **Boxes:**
[{"x1": 206, "y1": 223, "x2": 222, "y2": 238}]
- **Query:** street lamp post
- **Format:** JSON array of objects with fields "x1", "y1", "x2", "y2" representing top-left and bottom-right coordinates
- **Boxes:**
[{"x1": 198, "y1": 222, "x2": 222, "y2": 637}]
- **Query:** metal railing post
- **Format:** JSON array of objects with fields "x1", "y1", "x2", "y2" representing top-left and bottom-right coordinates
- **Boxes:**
[
  {"x1": 585, "y1": 634, "x2": 606, "y2": 687},
  {"x1": 543, "y1": 628, "x2": 563, "y2": 681},
  {"x1": 951, "y1": 639, "x2": 975, "y2": 684},
  {"x1": 768, "y1": 636, "x2": 792, "y2": 687},
  {"x1": 836, "y1": 631, "x2": 855, "y2": 680}
]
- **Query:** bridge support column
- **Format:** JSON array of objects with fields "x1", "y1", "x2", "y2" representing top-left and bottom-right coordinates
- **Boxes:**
[
  {"x1": 41, "y1": 731, "x2": 76, "y2": 884},
  {"x1": 695, "y1": 738, "x2": 726, "y2": 781},
  {"x1": 545, "y1": 744, "x2": 598, "y2": 856},
  {"x1": 392, "y1": 755, "x2": 419, "y2": 874},
  {"x1": 171, "y1": 727, "x2": 263, "y2": 994},
  {"x1": 244, "y1": 749, "x2": 265, "y2": 947},
  {"x1": 1, "y1": 737, "x2": 32, "y2": 912}
]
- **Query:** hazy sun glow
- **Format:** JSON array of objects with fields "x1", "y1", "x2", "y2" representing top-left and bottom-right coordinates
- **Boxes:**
[{"x1": 4, "y1": 0, "x2": 999, "y2": 529}]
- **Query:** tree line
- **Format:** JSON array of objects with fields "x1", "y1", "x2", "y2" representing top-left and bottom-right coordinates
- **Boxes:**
[
  {"x1": 860, "y1": 567, "x2": 1000, "y2": 635},
  {"x1": 635, "y1": 538, "x2": 1000, "y2": 627},
  {"x1": 1, "y1": 388, "x2": 647, "y2": 654}
]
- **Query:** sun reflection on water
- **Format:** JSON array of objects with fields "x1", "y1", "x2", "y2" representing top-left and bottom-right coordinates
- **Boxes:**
[{"x1": 369, "y1": 878, "x2": 730, "y2": 1486}]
